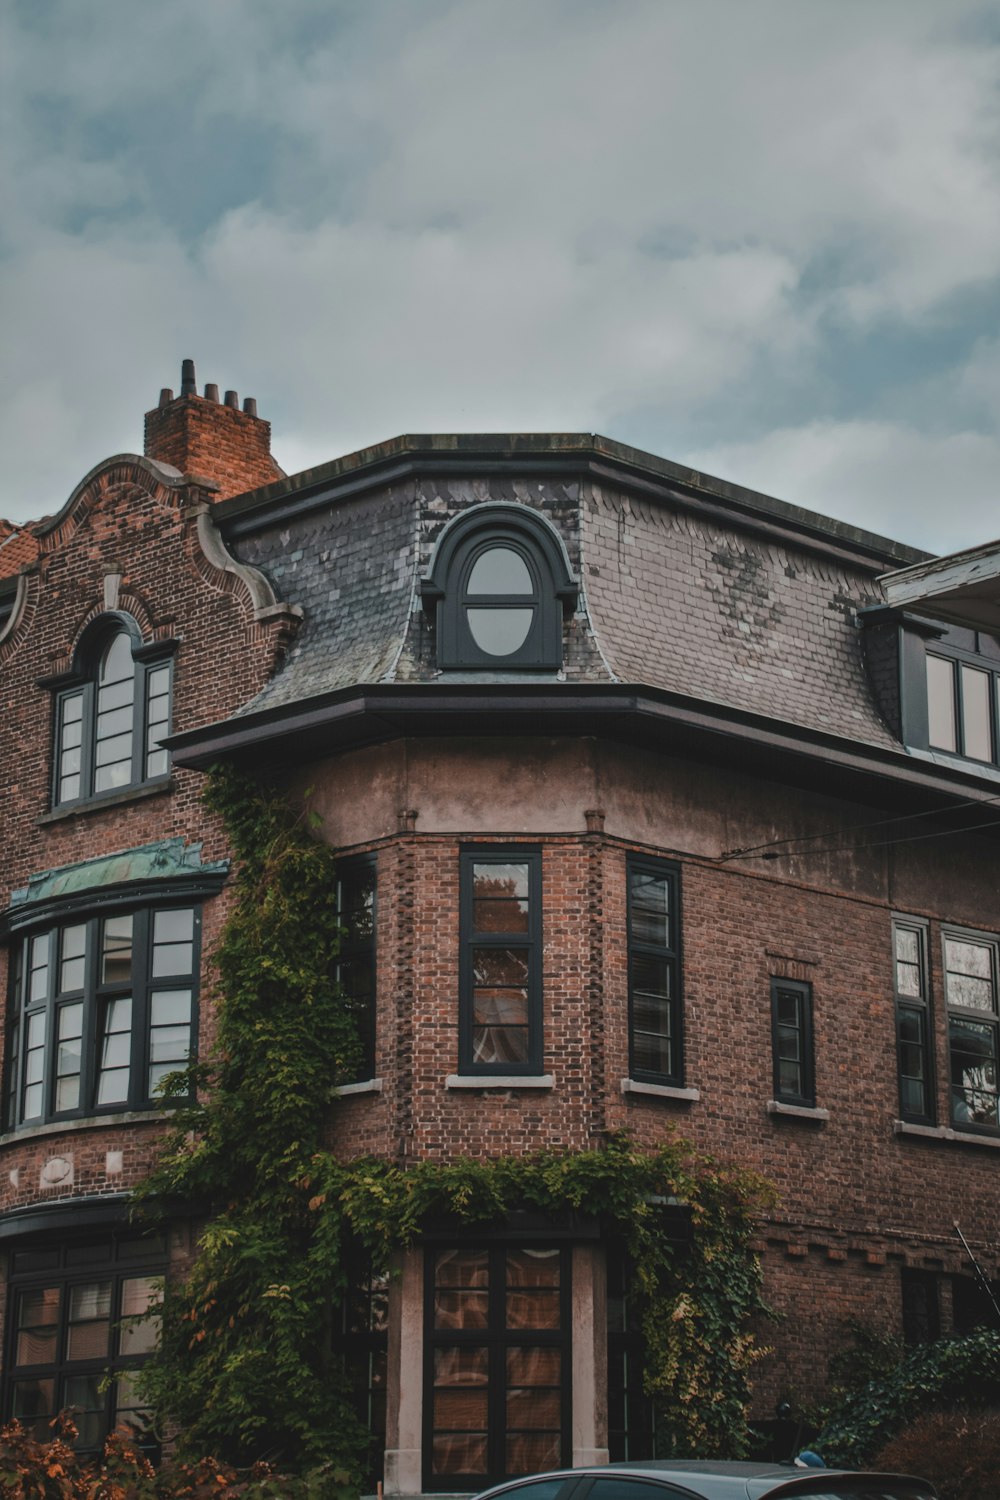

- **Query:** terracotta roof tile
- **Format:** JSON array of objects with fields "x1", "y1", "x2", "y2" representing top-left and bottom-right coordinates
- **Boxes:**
[{"x1": 0, "y1": 526, "x2": 40, "y2": 580}]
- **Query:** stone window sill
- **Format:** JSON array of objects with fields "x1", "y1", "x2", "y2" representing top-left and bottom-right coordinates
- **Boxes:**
[
  {"x1": 336, "y1": 1078, "x2": 383, "y2": 1097},
  {"x1": 37, "y1": 777, "x2": 174, "y2": 825},
  {"x1": 446, "y1": 1074, "x2": 554, "y2": 1091},
  {"x1": 767, "y1": 1099, "x2": 829, "y2": 1122},
  {"x1": 894, "y1": 1119, "x2": 1000, "y2": 1149},
  {"x1": 0, "y1": 1110, "x2": 175, "y2": 1144},
  {"x1": 621, "y1": 1079, "x2": 700, "y2": 1102}
]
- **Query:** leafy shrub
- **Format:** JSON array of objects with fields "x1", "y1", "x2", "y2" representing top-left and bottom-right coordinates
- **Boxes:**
[
  {"x1": 0, "y1": 1417, "x2": 356, "y2": 1499},
  {"x1": 816, "y1": 1328, "x2": 1000, "y2": 1467},
  {"x1": 874, "y1": 1409, "x2": 1000, "y2": 1500}
]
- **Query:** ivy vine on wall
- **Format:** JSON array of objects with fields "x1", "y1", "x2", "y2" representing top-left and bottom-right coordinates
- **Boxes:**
[{"x1": 134, "y1": 767, "x2": 774, "y2": 1478}]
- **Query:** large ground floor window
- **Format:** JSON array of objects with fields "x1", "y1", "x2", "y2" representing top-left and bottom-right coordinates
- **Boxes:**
[
  {"x1": 423, "y1": 1244, "x2": 570, "y2": 1490},
  {"x1": 4, "y1": 1232, "x2": 165, "y2": 1452}
]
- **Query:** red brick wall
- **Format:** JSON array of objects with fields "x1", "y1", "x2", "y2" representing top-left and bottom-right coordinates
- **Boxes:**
[
  {"x1": 0, "y1": 456, "x2": 289, "y2": 1215},
  {"x1": 144, "y1": 394, "x2": 283, "y2": 500},
  {"x1": 313, "y1": 771, "x2": 1000, "y2": 1415}
]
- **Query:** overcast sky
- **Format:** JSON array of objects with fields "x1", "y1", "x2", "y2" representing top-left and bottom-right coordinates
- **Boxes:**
[{"x1": 3, "y1": 1, "x2": 1000, "y2": 553}]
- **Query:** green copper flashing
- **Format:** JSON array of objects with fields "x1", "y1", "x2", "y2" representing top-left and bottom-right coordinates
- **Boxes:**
[{"x1": 8, "y1": 839, "x2": 228, "y2": 911}]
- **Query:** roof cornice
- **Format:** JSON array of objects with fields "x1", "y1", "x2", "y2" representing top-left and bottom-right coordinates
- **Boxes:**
[
  {"x1": 214, "y1": 433, "x2": 927, "y2": 571},
  {"x1": 165, "y1": 680, "x2": 1000, "y2": 821}
]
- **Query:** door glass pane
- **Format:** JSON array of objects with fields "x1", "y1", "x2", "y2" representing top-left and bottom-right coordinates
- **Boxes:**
[
  {"x1": 927, "y1": 655, "x2": 957, "y2": 751},
  {"x1": 507, "y1": 1249, "x2": 560, "y2": 1329},
  {"x1": 432, "y1": 1433, "x2": 487, "y2": 1476},
  {"x1": 435, "y1": 1250, "x2": 489, "y2": 1328},
  {"x1": 962, "y1": 666, "x2": 992, "y2": 761},
  {"x1": 505, "y1": 1432, "x2": 561, "y2": 1474}
]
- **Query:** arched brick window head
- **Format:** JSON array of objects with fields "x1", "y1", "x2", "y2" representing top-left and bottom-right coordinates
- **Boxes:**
[{"x1": 51, "y1": 615, "x2": 173, "y2": 808}]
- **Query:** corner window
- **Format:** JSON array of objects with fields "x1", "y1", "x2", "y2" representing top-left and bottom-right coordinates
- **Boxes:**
[
  {"x1": 770, "y1": 979, "x2": 815, "y2": 1108},
  {"x1": 627, "y1": 858, "x2": 681, "y2": 1085},
  {"x1": 924, "y1": 627, "x2": 1000, "y2": 765},
  {"x1": 459, "y1": 849, "x2": 542, "y2": 1075},
  {"x1": 336, "y1": 858, "x2": 377, "y2": 1082},
  {"x1": 944, "y1": 929, "x2": 1000, "y2": 1132},
  {"x1": 6, "y1": 904, "x2": 199, "y2": 1128},
  {"x1": 421, "y1": 505, "x2": 578, "y2": 670},
  {"x1": 5, "y1": 1233, "x2": 165, "y2": 1452},
  {"x1": 893, "y1": 918, "x2": 934, "y2": 1124},
  {"x1": 52, "y1": 620, "x2": 173, "y2": 807},
  {"x1": 423, "y1": 1245, "x2": 569, "y2": 1488}
]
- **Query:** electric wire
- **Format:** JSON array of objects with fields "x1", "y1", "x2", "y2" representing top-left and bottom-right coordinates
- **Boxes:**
[
  {"x1": 722, "y1": 812, "x2": 1000, "y2": 862},
  {"x1": 718, "y1": 790, "x2": 1000, "y2": 863}
]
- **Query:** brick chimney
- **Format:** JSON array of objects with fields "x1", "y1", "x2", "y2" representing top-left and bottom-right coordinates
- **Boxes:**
[{"x1": 143, "y1": 359, "x2": 285, "y2": 499}]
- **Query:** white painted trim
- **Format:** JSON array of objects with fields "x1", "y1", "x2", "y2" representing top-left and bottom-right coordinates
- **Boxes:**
[
  {"x1": 336, "y1": 1077, "x2": 383, "y2": 1097},
  {"x1": 894, "y1": 1119, "x2": 1000, "y2": 1149},
  {"x1": 766, "y1": 1100, "x2": 829, "y2": 1121},
  {"x1": 621, "y1": 1079, "x2": 700, "y2": 1102}
]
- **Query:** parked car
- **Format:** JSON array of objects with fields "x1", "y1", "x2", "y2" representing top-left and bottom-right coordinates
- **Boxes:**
[{"x1": 472, "y1": 1460, "x2": 938, "y2": 1500}]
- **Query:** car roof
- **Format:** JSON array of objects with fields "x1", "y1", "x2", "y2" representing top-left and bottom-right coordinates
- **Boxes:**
[{"x1": 476, "y1": 1460, "x2": 938, "y2": 1500}]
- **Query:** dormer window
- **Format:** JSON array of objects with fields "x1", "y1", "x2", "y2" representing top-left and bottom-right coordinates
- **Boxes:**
[
  {"x1": 421, "y1": 504, "x2": 579, "y2": 671},
  {"x1": 51, "y1": 618, "x2": 174, "y2": 808}
]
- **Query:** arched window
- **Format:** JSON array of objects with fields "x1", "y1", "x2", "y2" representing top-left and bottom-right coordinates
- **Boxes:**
[
  {"x1": 52, "y1": 619, "x2": 173, "y2": 807},
  {"x1": 421, "y1": 505, "x2": 578, "y2": 670}
]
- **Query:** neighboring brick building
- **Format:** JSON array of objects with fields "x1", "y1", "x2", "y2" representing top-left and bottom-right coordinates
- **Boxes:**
[{"x1": 2, "y1": 365, "x2": 1000, "y2": 1489}]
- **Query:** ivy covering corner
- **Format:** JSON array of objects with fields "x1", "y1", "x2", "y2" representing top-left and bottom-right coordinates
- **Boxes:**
[{"x1": 133, "y1": 766, "x2": 774, "y2": 1479}]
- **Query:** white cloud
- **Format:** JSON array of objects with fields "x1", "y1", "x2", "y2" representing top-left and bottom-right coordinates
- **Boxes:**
[
  {"x1": 685, "y1": 420, "x2": 1000, "y2": 554},
  {"x1": 2, "y1": 0, "x2": 1000, "y2": 553}
]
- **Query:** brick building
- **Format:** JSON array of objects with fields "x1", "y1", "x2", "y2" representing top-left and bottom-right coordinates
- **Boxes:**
[{"x1": 1, "y1": 363, "x2": 999, "y2": 1489}]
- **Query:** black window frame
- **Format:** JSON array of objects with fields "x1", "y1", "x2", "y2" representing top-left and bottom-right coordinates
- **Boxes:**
[
  {"x1": 942, "y1": 924, "x2": 1000, "y2": 1135},
  {"x1": 48, "y1": 616, "x2": 175, "y2": 810},
  {"x1": 900, "y1": 1268, "x2": 941, "y2": 1346},
  {"x1": 770, "y1": 978, "x2": 816, "y2": 1109},
  {"x1": 922, "y1": 625, "x2": 1000, "y2": 767},
  {"x1": 4, "y1": 1231, "x2": 166, "y2": 1454},
  {"x1": 459, "y1": 846, "x2": 543, "y2": 1077},
  {"x1": 336, "y1": 855, "x2": 378, "y2": 1083},
  {"x1": 422, "y1": 1242, "x2": 572, "y2": 1491},
  {"x1": 5, "y1": 899, "x2": 201, "y2": 1129},
  {"x1": 892, "y1": 916, "x2": 935, "y2": 1125},
  {"x1": 626, "y1": 856, "x2": 683, "y2": 1087},
  {"x1": 421, "y1": 505, "x2": 579, "y2": 672}
]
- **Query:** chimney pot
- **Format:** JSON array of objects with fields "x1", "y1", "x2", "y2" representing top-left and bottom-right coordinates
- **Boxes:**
[
  {"x1": 243, "y1": 397, "x2": 258, "y2": 417},
  {"x1": 204, "y1": 383, "x2": 219, "y2": 402},
  {"x1": 224, "y1": 389, "x2": 239, "y2": 409},
  {"x1": 180, "y1": 359, "x2": 197, "y2": 397},
  {"x1": 158, "y1": 388, "x2": 174, "y2": 408}
]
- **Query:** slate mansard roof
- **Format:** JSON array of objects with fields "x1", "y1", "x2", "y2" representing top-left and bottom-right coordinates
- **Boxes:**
[{"x1": 167, "y1": 431, "x2": 973, "y2": 801}]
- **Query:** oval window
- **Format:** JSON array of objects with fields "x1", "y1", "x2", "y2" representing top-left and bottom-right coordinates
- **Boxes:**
[
  {"x1": 468, "y1": 547, "x2": 533, "y2": 595},
  {"x1": 467, "y1": 608, "x2": 535, "y2": 657}
]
